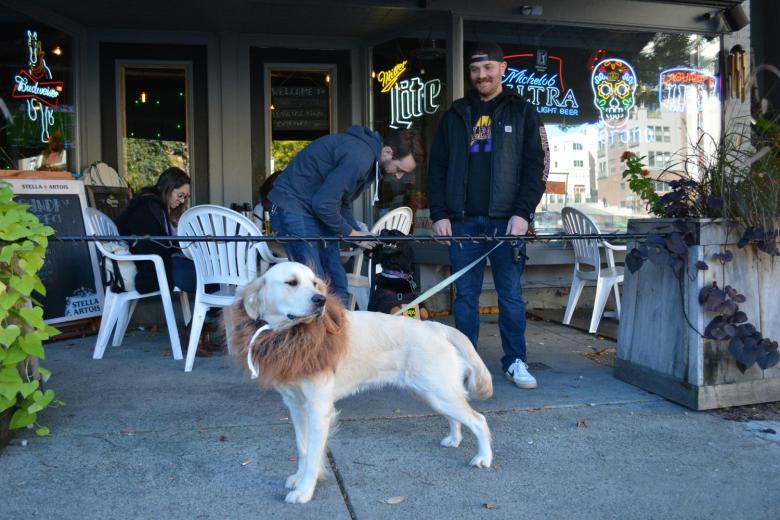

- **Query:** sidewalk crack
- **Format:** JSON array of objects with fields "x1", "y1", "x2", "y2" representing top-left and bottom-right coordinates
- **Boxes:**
[{"x1": 328, "y1": 448, "x2": 358, "y2": 520}]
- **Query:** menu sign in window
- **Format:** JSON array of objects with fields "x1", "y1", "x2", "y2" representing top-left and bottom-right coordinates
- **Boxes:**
[{"x1": 271, "y1": 86, "x2": 330, "y2": 137}]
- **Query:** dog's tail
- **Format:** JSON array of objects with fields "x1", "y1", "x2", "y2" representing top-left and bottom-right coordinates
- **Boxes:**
[{"x1": 445, "y1": 326, "x2": 493, "y2": 400}]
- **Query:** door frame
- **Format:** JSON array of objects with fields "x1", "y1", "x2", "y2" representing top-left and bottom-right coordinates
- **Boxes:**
[
  {"x1": 114, "y1": 60, "x2": 195, "y2": 195},
  {"x1": 262, "y1": 63, "x2": 338, "y2": 176}
]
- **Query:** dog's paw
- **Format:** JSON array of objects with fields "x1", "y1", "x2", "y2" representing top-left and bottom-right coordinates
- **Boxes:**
[
  {"x1": 469, "y1": 453, "x2": 492, "y2": 468},
  {"x1": 440, "y1": 434, "x2": 462, "y2": 448},
  {"x1": 285, "y1": 473, "x2": 302, "y2": 489},
  {"x1": 285, "y1": 487, "x2": 315, "y2": 504}
]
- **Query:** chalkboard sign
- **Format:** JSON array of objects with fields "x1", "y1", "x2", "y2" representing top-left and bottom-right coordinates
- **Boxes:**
[
  {"x1": 86, "y1": 185, "x2": 131, "y2": 222},
  {"x1": 272, "y1": 85, "x2": 330, "y2": 141},
  {"x1": 6, "y1": 178, "x2": 104, "y2": 324}
]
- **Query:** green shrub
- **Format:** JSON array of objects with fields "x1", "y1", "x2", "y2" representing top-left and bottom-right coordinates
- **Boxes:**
[{"x1": 0, "y1": 182, "x2": 60, "y2": 436}]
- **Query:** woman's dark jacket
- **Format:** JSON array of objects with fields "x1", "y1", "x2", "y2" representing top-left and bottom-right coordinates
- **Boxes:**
[
  {"x1": 427, "y1": 89, "x2": 549, "y2": 223},
  {"x1": 116, "y1": 191, "x2": 176, "y2": 293}
]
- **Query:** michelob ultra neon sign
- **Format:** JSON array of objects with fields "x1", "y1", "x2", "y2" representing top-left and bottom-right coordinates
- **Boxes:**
[
  {"x1": 658, "y1": 67, "x2": 717, "y2": 113},
  {"x1": 502, "y1": 53, "x2": 580, "y2": 117}
]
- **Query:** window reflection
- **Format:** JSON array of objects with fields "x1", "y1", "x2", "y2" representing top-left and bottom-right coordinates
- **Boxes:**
[{"x1": 370, "y1": 25, "x2": 720, "y2": 234}]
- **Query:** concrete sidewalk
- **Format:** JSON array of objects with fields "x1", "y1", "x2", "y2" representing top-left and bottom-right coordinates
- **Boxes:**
[{"x1": 2, "y1": 316, "x2": 778, "y2": 519}]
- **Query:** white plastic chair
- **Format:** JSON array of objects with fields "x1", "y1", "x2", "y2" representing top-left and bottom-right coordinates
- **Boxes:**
[
  {"x1": 561, "y1": 206, "x2": 626, "y2": 333},
  {"x1": 346, "y1": 206, "x2": 414, "y2": 310},
  {"x1": 83, "y1": 208, "x2": 183, "y2": 360},
  {"x1": 177, "y1": 205, "x2": 261, "y2": 372}
]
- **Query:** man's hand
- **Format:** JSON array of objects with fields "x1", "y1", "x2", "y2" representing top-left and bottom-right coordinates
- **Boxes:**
[
  {"x1": 432, "y1": 218, "x2": 452, "y2": 245},
  {"x1": 506, "y1": 215, "x2": 529, "y2": 236},
  {"x1": 349, "y1": 228, "x2": 378, "y2": 249}
]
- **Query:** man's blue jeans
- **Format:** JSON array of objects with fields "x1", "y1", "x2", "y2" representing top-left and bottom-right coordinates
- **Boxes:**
[
  {"x1": 270, "y1": 205, "x2": 349, "y2": 306},
  {"x1": 450, "y1": 217, "x2": 528, "y2": 372}
]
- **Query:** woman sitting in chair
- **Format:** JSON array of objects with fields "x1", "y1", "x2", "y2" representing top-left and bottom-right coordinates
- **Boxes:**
[
  {"x1": 116, "y1": 167, "x2": 222, "y2": 356},
  {"x1": 117, "y1": 167, "x2": 193, "y2": 294}
]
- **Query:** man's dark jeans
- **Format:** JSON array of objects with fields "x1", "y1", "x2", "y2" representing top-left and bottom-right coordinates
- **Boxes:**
[
  {"x1": 270, "y1": 205, "x2": 349, "y2": 306},
  {"x1": 450, "y1": 216, "x2": 528, "y2": 372}
]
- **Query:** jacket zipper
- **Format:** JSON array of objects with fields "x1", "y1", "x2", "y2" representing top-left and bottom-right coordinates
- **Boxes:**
[
  {"x1": 457, "y1": 104, "x2": 470, "y2": 221},
  {"x1": 490, "y1": 106, "x2": 500, "y2": 218}
]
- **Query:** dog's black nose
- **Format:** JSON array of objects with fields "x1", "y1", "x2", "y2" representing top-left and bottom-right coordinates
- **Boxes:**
[{"x1": 311, "y1": 294, "x2": 326, "y2": 307}]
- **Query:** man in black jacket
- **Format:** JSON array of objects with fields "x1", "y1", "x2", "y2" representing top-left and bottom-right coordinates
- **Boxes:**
[
  {"x1": 427, "y1": 42, "x2": 549, "y2": 389},
  {"x1": 269, "y1": 126, "x2": 420, "y2": 305}
]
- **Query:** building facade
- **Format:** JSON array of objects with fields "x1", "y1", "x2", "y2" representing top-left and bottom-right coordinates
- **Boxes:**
[{"x1": 0, "y1": 0, "x2": 758, "y2": 310}]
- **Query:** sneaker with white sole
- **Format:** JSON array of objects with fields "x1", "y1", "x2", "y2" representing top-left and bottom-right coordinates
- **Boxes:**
[{"x1": 505, "y1": 359, "x2": 537, "y2": 389}]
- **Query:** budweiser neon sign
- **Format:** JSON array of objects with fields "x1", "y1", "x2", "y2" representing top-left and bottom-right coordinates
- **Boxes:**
[
  {"x1": 502, "y1": 53, "x2": 580, "y2": 117},
  {"x1": 10, "y1": 31, "x2": 63, "y2": 143},
  {"x1": 377, "y1": 60, "x2": 408, "y2": 93},
  {"x1": 12, "y1": 70, "x2": 62, "y2": 106},
  {"x1": 658, "y1": 67, "x2": 717, "y2": 113}
]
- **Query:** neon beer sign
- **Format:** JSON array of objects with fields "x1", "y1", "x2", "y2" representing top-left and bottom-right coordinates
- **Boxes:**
[
  {"x1": 10, "y1": 30, "x2": 63, "y2": 143},
  {"x1": 377, "y1": 60, "x2": 408, "y2": 93},
  {"x1": 389, "y1": 77, "x2": 442, "y2": 129},
  {"x1": 658, "y1": 67, "x2": 717, "y2": 112},
  {"x1": 502, "y1": 52, "x2": 580, "y2": 116}
]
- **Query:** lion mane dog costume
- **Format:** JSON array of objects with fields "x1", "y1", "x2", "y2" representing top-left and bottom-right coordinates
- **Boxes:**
[{"x1": 224, "y1": 262, "x2": 493, "y2": 504}]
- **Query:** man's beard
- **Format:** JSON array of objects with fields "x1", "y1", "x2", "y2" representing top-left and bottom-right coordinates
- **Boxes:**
[{"x1": 379, "y1": 158, "x2": 393, "y2": 176}]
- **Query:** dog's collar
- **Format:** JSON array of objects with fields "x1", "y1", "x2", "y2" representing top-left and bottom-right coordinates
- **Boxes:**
[{"x1": 247, "y1": 322, "x2": 272, "y2": 379}]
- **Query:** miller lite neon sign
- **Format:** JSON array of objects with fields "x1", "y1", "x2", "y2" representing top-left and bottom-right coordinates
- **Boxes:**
[
  {"x1": 389, "y1": 77, "x2": 442, "y2": 129},
  {"x1": 377, "y1": 60, "x2": 442, "y2": 129},
  {"x1": 377, "y1": 60, "x2": 407, "y2": 93}
]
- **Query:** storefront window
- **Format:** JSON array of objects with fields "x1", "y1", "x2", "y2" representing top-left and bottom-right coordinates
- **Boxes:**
[
  {"x1": 1, "y1": 14, "x2": 75, "y2": 173},
  {"x1": 122, "y1": 67, "x2": 190, "y2": 192},
  {"x1": 371, "y1": 38, "x2": 447, "y2": 234},
  {"x1": 463, "y1": 21, "x2": 721, "y2": 232},
  {"x1": 370, "y1": 25, "x2": 720, "y2": 235}
]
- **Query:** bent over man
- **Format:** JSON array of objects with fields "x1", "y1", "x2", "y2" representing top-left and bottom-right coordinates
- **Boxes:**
[{"x1": 269, "y1": 127, "x2": 421, "y2": 305}]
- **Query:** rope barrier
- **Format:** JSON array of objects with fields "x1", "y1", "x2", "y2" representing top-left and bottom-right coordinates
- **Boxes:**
[{"x1": 50, "y1": 232, "x2": 649, "y2": 244}]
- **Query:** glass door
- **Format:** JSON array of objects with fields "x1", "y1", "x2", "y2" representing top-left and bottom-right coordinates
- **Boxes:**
[{"x1": 117, "y1": 63, "x2": 193, "y2": 193}]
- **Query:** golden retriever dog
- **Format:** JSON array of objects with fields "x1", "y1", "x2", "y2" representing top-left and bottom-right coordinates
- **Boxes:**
[{"x1": 224, "y1": 262, "x2": 493, "y2": 504}]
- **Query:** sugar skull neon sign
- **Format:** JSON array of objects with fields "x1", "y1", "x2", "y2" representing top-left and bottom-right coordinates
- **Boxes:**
[{"x1": 591, "y1": 58, "x2": 637, "y2": 128}]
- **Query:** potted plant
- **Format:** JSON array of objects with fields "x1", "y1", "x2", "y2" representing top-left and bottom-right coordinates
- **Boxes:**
[
  {"x1": 0, "y1": 181, "x2": 59, "y2": 449},
  {"x1": 615, "y1": 65, "x2": 780, "y2": 410}
]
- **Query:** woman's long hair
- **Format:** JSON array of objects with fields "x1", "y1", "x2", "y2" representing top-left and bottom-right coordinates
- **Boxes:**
[{"x1": 137, "y1": 167, "x2": 191, "y2": 226}]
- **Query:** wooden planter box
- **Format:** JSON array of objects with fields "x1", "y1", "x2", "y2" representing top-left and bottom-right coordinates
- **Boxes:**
[{"x1": 616, "y1": 218, "x2": 780, "y2": 410}]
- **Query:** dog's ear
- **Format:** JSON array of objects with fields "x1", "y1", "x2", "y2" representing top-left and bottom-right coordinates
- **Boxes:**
[{"x1": 242, "y1": 276, "x2": 267, "y2": 320}]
